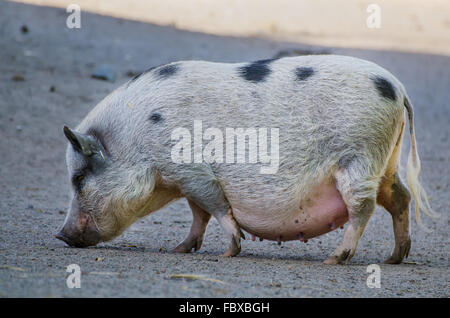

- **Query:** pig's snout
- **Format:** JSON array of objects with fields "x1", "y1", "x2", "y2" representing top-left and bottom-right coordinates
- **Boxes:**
[{"x1": 55, "y1": 211, "x2": 101, "y2": 248}]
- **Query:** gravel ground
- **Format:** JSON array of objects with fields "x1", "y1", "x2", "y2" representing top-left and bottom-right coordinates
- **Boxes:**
[{"x1": 0, "y1": 1, "x2": 448, "y2": 297}]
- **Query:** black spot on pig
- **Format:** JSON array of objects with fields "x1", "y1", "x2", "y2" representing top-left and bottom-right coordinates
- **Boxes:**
[
  {"x1": 295, "y1": 67, "x2": 314, "y2": 80},
  {"x1": 129, "y1": 66, "x2": 157, "y2": 83},
  {"x1": 156, "y1": 64, "x2": 179, "y2": 79},
  {"x1": 129, "y1": 72, "x2": 143, "y2": 83},
  {"x1": 149, "y1": 113, "x2": 162, "y2": 122},
  {"x1": 372, "y1": 76, "x2": 397, "y2": 101},
  {"x1": 238, "y1": 59, "x2": 276, "y2": 83}
]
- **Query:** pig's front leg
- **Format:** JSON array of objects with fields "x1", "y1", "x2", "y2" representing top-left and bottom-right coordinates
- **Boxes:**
[
  {"x1": 323, "y1": 162, "x2": 378, "y2": 265},
  {"x1": 173, "y1": 199, "x2": 211, "y2": 253},
  {"x1": 174, "y1": 166, "x2": 245, "y2": 257},
  {"x1": 218, "y1": 208, "x2": 246, "y2": 257}
]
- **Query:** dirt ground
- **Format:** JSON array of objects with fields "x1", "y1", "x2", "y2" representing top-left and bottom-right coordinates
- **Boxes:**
[{"x1": 0, "y1": 1, "x2": 448, "y2": 297}]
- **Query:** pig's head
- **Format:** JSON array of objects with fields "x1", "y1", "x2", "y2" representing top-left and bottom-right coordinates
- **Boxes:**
[{"x1": 56, "y1": 125, "x2": 157, "y2": 247}]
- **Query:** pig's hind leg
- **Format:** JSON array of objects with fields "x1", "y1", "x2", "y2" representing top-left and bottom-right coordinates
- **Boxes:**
[
  {"x1": 323, "y1": 158, "x2": 379, "y2": 265},
  {"x1": 377, "y1": 173, "x2": 411, "y2": 264},
  {"x1": 173, "y1": 199, "x2": 211, "y2": 253},
  {"x1": 376, "y1": 124, "x2": 411, "y2": 264}
]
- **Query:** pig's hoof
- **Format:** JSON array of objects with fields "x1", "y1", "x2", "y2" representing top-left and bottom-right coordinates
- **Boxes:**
[
  {"x1": 384, "y1": 238, "x2": 411, "y2": 264},
  {"x1": 384, "y1": 256, "x2": 401, "y2": 265},
  {"x1": 172, "y1": 244, "x2": 192, "y2": 253},
  {"x1": 323, "y1": 257, "x2": 341, "y2": 265},
  {"x1": 222, "y1": 245, "x2": 240, "y2": 257},
  {"x1": 222, "y1": 234, "x2": 241, "y2": 257},
  {"x1": 173, "y1": 238, "x2": 203, "y2": 253},
  {"x1": 222, "y1": 248, "x2": 241, "y2": 257},
  {"x1": 323, "y1": 249, "x2": 352, "y2": 265}
]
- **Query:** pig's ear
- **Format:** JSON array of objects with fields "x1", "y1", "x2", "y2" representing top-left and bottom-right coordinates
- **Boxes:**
[{"x1": 63, "y1": 125, "x2": 99, "y2": 157}]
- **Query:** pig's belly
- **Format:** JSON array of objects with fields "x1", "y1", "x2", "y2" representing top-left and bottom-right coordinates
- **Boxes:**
[{"x1": 231, "y1": 181, "x2": 348, "y2": 241}]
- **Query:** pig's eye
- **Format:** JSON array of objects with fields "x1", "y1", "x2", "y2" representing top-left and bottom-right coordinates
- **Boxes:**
[
  {"x1": 76, "y1": 175, "x2": 84, "y2": 182},
  {"x1": 72, "y1": 174, "x2": 85, "y2": 191}
]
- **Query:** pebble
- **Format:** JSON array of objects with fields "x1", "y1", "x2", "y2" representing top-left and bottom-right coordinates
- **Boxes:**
[
  {"x1": 12, "y1": 74, "x2": 25, "y2": 82},
  {"x1": 91, "y1": 65, "x2": 115, "y2": 81}
]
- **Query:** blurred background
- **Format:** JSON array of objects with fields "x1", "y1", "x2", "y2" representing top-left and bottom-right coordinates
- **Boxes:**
[{"x1": 12, "y1": 0, "x2": 450, "y2": 55}]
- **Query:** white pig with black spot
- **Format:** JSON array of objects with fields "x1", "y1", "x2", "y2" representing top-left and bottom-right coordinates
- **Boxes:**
[{"x1": 56, "y1": 55, "x2": 437, "y2": 264}]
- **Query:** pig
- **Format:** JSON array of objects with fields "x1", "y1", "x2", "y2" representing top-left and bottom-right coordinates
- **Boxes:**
[{"x1": 56, "y1": 55, "x2": 437, "y2": 264}]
